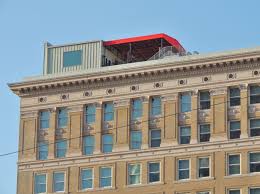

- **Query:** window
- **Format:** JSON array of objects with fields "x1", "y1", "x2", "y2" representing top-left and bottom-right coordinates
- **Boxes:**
[
  {"x1": 178, "y1": 159, "x2": 190, "y2": 180},
  {"x1": 34, "y1": 174, "x2": 46, "y2": 194},
  {"x1": 198, "y1": 157, "x2": 210, "y2": 178},
  {"x1": 200, "y1": 91, "x2": 210, "y2": 110},
  {"x1": 228, "y1": 154, "x2": 240, "y2": 175},
  {"x1": 131, "y1": 98, "x2": 142, "y2": 120},
  {"x1": 102, "y1": 134, "x2": 113, "y2": 153},
  {"x1": 85, "y1": 105, "x2": 96, "y2": 124},
  {"x1": 228, "y1": 190, "x2": 240, "y2": 194},
  {"x1": 148, "y1": 162, "x2": 160, "y2": 183},
  {"x1": 199, "y1": 124, "x2": 210, "y2": 142},
  {"x1": 250, "y1": 85, "x2": 260, "y2": 104},
  {"x1": 229, "y1": 88, "x2": 240, "y2": 106},
  {"x1": 38, "y1": 142, "x2": 48, "y2": 160},
  {"x1": 250, "y1": 152, "x2": 260, "y2": 173},
  {"x1": 63, "y1": 50, "x2": 82, "y2": 67},
  {"x1": 229, "y1": 121, "x2": 241, "y2": 139},
  {"x1": 150, "y1": 129, "x2": 161, "y2": 148},
  {"x1": 57, "y1": 108, "x2": 68, "y2": 128},
  {"x1": 103, "y1": 102, "x2": 114, "y2": 121},
  {"x1": 179, "y1": 126, "x2": 191, "y2": 144},
  {"x1": 81, "y1": 168, "x2": 93, "y2": 190},
  {"x1": 197, "y1": 192, "x2": 210, "y2": 194},
  {"x1": 55, "y1": 140, "x2": 67, "y2": 158},
  {"x1": 128, "y1": 164, "x2": 141, "y2": 185},
  {"x1": 53, "y1": 172, "x2": 65, "y2": 192},
  {"x1": 83, "y1": 136, "x2": 94, "y2": 155},
  {"x1": 250, "y1": 119, "x2": 260, "y2": 137},
  {"x1": 150, "y1": 96, "x2": 161, "y2": 116},
  {"x1": 250, "y1": 188, "x2": 260, "y2": 194},
  {"x1": 100, "y1": 167, "x2": 112, "y2": 188},
  {"x1": 180, "y1": 93, "x2": 191, "y2": 112},
  {"x1": 39, "y1": 111, "x2": 50, "y2": 129},
  {"x1": 130, "y1": 131, "x2": 142, "y2": 150}
]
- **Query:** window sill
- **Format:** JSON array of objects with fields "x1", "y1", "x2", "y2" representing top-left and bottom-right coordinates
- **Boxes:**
[
  {"x1": 77, "y1": 187, "x2": 115, "y2": 192},
  {"x1": 224, "y1": 173, "x2": 260, "y2": 179},
  {"x1": 174, "y1": 177, "x2": 215, "y2": 183}
]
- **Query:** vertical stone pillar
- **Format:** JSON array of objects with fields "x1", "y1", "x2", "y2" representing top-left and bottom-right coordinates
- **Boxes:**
[
  {"x1": 115, "y1": 161, "x2": 126, "y2": 189},
  {"x1": 68, "y1": 166, "x2": 79, "y2": 193},
  {"x1": 19, "y1": 110, "x2": 38, "y2": 162},
  {"x1": 67, "y1": 105, "x2": 83, "y2": 157},
  {"x1": 48, "y1": 108, "x2": 56, "y2": 159},
  {"x1": 114, "y1": 99, "x2": 130, "y2": 152},
  {"x1": 210, "y1": 88, "x2": 228, "y2": 142},
  {"x1": 17, "y1": 171, "x2": 33, "y2": 194},
  {"x1": 214, "y1": 151, "x2": 225, "y2": 194},
  {"x1": 240, "y1": 84, "x2": 249, "y2": 138},
  {"x1": 161, "y1": 94, "x2": 178, "y2": 146},
  {"x1": 141, "y1": 96, "x2": 149, "y2": 149},
  {"x1": 191, "y1": 90, "x2": 198, "y2": 144},
  {"x1": 94, "y1": 103, "x2": 102, "y2": 154}
]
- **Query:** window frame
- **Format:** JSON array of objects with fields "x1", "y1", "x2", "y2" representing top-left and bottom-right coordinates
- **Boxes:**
[
  {"x1": 149, "y1": 129, "x2": 161, "y2": 148},
  {"x1": 197, "y1": 157, "x2": 210, "y2": 178},
  {"x1": 249, "y1": 152, "x2": 260, "y2": 174},
  {"x1": 63, "y1": 50, "x2": 82, "y2": 67},
  {"x1": 83, "y1": 136, "x2": 95, "y2": 155},
  {"x1": 150, "y1": 96, "x2": 161, "y2": 117},
  {"x1": 80, "y1": 168, "x2": 94, "y2": 190},
  {"x1": 179, "y1": 126, "x2": 191, "y2": 145},
  {"x1": 85, "y1": 104, "x2": 96, "y2": 125},
  {"x1": 102, "y1": 134, "x2": 113, "y2": 153},
  {"x1": 57, "y1": 108, "x2": 68, "y2": 129},
  {"x1": 38, "y1": 141, "x2": 48, "y2": 160},
  {"x1": 249, "y1": 187, "x2": 260, "y2": 194},
  {"x1": 199, "y1": 124, "x2": 211, "y2": 143},
  {"x1": 55, "y1": 139, "x2": 67, "y2": 158},
  {"x1": 250, "y1": 85, "x2": 260, "y2": 105},
  {"x1": 229, "y1": 120, "x2": 241, "y2": 139},
  {"x1": 148, "y1": 162, "x2": 161, "y2": 183},
  {"x1": 127, "y1": 163, "x2": 141, "y2": 185},
  {"x1": 99, "y1": 166, "x2": 113, "y2": 188},
  {"x1": 199, "y1": 91, "x2": 211, "y2": 110},
  {"x1": 178, "y1": 158, "x2": 190, "y2": 180},
  {"x1": 39, "y1": 110, "x2": 50, "y2": 130},
  {"x1": 249, "y1": 118, "x2": 260, "y2": 137},
  {"x1": 229, "y1": 87, "x2": 241, "y2": 107},
  {"x1": 227, "y1": 189, "x2": 241, "y2": 194},
  {"x1": 53, "y1": 171, "x2": 65, "y2": 193},
  {"x1": 180, "y1": 92, "x2": 191, "y2": 113},
  {"x1": 130, "y1": 130, "x2": 142, "y2": 150},
  {"x1": 34, "y1": 173, "x2": 47, "y2": 194},
  {"x1": 227, "y1": 153, "x2": 241, "y2": 176},
  {"x1": 103, "y1": 102, "x2": 114, "y2": 122},
  {"x1": 131, "y1": 98, "x2": 143, "y2": 120}
]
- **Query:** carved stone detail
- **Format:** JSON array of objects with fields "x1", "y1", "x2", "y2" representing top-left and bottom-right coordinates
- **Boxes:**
[
  {"x1": 249, "y1": 104, "x2": 260, "y2": 114},
  {"x1": 68, "y1": 105, "x2": 83, "y2": 113},
  {"x1": 162, "y1": 94, "x2": 178, "y2": 102},
  {"x1": 178, "y1": 112, "x2": 190, "y2": 124},
  {"x1": 114, "y1": 99, "x2": 130, "y2": 108},
  {"x1": 239, "y1": 83, "x2": 248, "y2": 91},
  {"x1": 228, "y1": 107, "x2": 240, "y2": 116},
  {"x1": 198, "y1": 110, "x2": 210, "y2": 123},
  {"x1": 210, "y1": 88, "x2": 227, "y2": 96},
  {"x1": 21, "y1": 110, "x2": 38, "y2": 119}
]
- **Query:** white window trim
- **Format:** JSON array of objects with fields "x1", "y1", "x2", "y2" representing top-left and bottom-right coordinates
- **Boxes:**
[
  {"x1": 127, "y1": 163, "x2": 142, "y2": 185},
  {"x1": 148, "y1": 161, "x2": 161, "y2": 183},
  {"x1": 227, "y1": 188, "x2": 241, "y2": 194},
  {"x1": 100, "y1": 166, "x2": 113, "y2": 188},
  {"x1": 177, "y1": 159, "x2": 190, "y2": 181},
  {"x1": 249, "y1": 152, "x2": 260, "y2": 174},
  {"x1": 34, "y1": 173, "x2": 47, "y2": 194},
  {"x1": 197, "y1": 157, "x2": 211, "y2": 179},
  {"x1": 53, "y1": 171, "x2": 65, "y2": 193},
  {"x1": 81, "y1": 168, "x2": 94, "y2": 190},
  {"x1": 227, "y1": 153, "x2": 241, "y2": 176}
]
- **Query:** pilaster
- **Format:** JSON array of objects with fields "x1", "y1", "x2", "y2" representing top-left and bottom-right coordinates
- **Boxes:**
[
  {"x1": 190, "y1": 90, "x2": 198, "y2": 144},
  {"x1": 240, "y1": 84, "x2": 249, "y2": 138},
  {"x1": 141, "y1": 96, "x2": 149, "y2": 149},
  {"x1": 48, "y1": 108, "x2": 56, "y2": 159},
  {"x1": 94, "y1": 103, "x2": 102, "y2": 154}
]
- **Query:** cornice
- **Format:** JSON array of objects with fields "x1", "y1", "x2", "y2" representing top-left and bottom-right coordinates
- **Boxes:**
[{"x1": 8, "y1": 48, "x2": 260, "y2": 97}]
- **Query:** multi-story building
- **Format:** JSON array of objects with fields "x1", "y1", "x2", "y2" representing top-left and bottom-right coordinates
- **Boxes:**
[{"x1": 9, "y1": 33, "x2": 260, "y2": 194}]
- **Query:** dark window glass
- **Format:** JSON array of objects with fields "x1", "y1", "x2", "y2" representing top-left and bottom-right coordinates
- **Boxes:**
[
  {"x1": 180, "y1": 93, "x2": 191, "y2": 112},
  {"x1": 199, "y1": 124, "x2": 210, "y2": 142},
  {"x1": 198, "y1": 158, "x2": 210, "y2": 178},
  {"x1": 250, "y1": 119, "x2": 260, "y2": 137},
  {"x1": 148, "y1": 163, "x2": 160, "y2": 183},
  {"x1": 250, "y1": 85, "x2": 260, "y2": 104},
  {"x1": 180, "y1": 126, "x2": 191, "y2": 144},
  {"x1": 63, "y1": 50, "x2": 82, "y2": 67},
  {"x1": 150, "y1": 130, "x2": 161, "y2": 147},
  {"x1": 250, "y1": 153, "x2": 260, "y2": 173},
  {"x1": 229, "y1": 88, "x2": 240, "y2": 106},
  {"x1": 228, "y1": 154, "x2": 240, "y2": 175},
  {"x1": 200, "y1": 91, "x2": 210, "y2": 110},
  {"x1": 178, "y1": 159, "x2": 190, "y2": 180},
  {"x1": 230, "y1": 121, "x2": 241, "y2": 139}
]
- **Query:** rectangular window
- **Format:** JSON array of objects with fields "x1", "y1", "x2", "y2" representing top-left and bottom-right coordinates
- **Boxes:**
[
  {"x1": 38, "y1": 142, "x2": 48, "y2": 160},
  {"x1": 128, "y1": 164, "x2": 141, "y2": 185},
  {"x1": 199, "y1": 124, "x2": 210, "y2": 142},
  {"x1": 228, "y1": 190, "x2": 240, "y2": 194},
  {"x1": 179, "y1": 126, "x2": 191, "y2": 144},
  {"x1": 229, "y1": 121, "x2": 241, "y2": 139},
  {"x1": 178, "y1": 159, "x2": 190, "y2": 180},
  {"x1": 250, "y1": 119, "x2": 260, "y2": 137},
  {"x1": 228, "y1": 154, "x2": 240, "y2": 175},
  {"x1": 250, "y1": 188, "x2": 260, "y2": 194},
  {"x1": 57, "y1": 108, "x2": 68, "y2": 128},
  {"x1": 102, "y1": 134, "x2": 113, "y2": 153},
  {"x1": 100, "y1": 167, "x2": 112, "y2": 188},
  {"x1": 131, "y1": 98, "x2": 143, "y2": 120},
  {"x1": 83, "y1": 136, "x2": 94, "y2": 155},
  {"x1": 150, "y1": 96, "x2": 161, "y2": 116},
  {"x1": 250, "y1": 85, "x2": 260, "y2": 104},
  {"x1": 81, "y1": 168, "x2": 93, "y2": 190},
  {"x1": 150, "y1": 129, "x2": 161, "y2": 148},
  {"x1": 55, "y1": 140, "x2": 67, "y2": 158},
  {"x1": 53, "y1": 172, "x2": 65, "y2": 192},
  {"x1": 250, "y1": 152, "x2": 260, "y2": 173},
  {"x1": 130, "y1": 131, "x2": 142, "y2": 150},
  {"x1": 39, "y1": 111, "x2": 50, "y2": 129},
  {"x1": 103, "y1": 102, "x2": 114, "y2": 122},
  {"x1": 63, "y1": 50, "x2": 82, "y2": 67},
  {"x1": 198, "y1": 157, "x2": 210, "y2": 178},
  {"x1": 200, "y1": 91, "x2": 210, "y2": 110},
  {"x1": 34, "y1": 174, "x2": 46, "y2": 194},
  {"x1": 229, "y1": 88, "x2": 240, "y2": 106},
  {"x1": 85, "y1": 104, "x2": 96, "y2": 124},
  {"x1": 180, "y1": 93, "x2": 191, "y2": 112},
  {"x1": 148, "y1": 162, "x2": 160, "y2": 183}
]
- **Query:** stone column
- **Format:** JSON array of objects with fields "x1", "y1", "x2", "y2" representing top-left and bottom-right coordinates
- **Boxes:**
[
  {"x1": 19, "y1": 110, "x2": 38, "y2": 162},
  {"x1": 48, "y1": 108, "x2": 56, "y2": 159},
  {"x1": 94, "y1": 103, "x2": 102, "y2": 154},
  {"x1": 113, "y1": 99, "x2": 130, "y2": 152},
  {"x1": 210, "y1": 88, "x2": 228, "y2": 142},
  {"x1": 240, "y1": 84, "x2": 249, "y2": 138},
  {"x1": 141, "y1": 96, "x2": 149, "y2": 149},
  {"x1": 190, "y1": 90, "x2": 198, "y2": 144},
  {"x1": 67, "y1": 105, "x2": 83, "y2": 157},
  {"x1": 161, "y1": 94, "x2": 178, "y2": 146}
]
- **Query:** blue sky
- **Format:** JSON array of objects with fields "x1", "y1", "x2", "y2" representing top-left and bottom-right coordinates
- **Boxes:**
[{"x1": 0, "y1": 0, "x2": 260, "y2": 193}]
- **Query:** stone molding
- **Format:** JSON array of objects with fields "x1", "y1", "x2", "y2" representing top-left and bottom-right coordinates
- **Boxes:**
[
  {"x1": 114, "y1": 99, "x2": 130, "y2": 108},
  {"x1": 68, "y1": 105, "x2": 83, "y2": 113},
  {"x1": 161, "y1": 94, "x2": 178, "y2": 102},
  {"x1": 21, "y1": 110, "x2": 38, "y2": 119},
  {"x1": 210, "y1": 87, "x2": 227, "y2": 96}
]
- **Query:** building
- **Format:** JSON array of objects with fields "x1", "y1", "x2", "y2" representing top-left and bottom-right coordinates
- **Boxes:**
[{"x1": 9, "y1": 33, "x2": 260, "y2": 194}]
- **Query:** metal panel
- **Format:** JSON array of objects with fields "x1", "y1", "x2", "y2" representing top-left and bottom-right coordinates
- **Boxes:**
[{"x1": 44, "y1": 41, "x2": 102, "y2": 75}]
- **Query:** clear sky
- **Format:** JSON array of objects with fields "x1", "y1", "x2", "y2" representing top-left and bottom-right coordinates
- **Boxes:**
[{"x1": 0, "y1": 0, "x2": 260, "y2": 193}]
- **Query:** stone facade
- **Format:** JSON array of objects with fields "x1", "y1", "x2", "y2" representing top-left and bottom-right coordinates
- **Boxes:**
[{"x1": 9, "y1": 46, "x2": 260, "y2": 194}]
